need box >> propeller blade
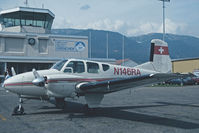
[32,69,45,87]
[11,67,16,76]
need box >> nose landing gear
[12,97,25,115]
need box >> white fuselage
[4,59,157,98]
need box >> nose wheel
[12,97,25,115]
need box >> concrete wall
[0,32,88,59]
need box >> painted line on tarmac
[0,114,6,121]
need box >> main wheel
[12,105,24,115]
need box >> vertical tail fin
[150,39,172,73]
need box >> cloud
[127,18,186,36]
[82,19,128,33]
[159,18,186,34]
[52,17,74,29]
[80,4,90,10]
[53,18,186,36]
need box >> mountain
[52,29,199,64]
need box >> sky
[0,0,199,37]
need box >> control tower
[0,7,55,33]
[0,7,88,82]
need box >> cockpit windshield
[51,60,68,71]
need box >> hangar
[172,57,199,74]
[0,6,88,82]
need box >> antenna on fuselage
[42,3,44,8]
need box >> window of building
[39,39,48,53]
[0,37,2,51]
[0,62,5,75]
[102,64,110,71]
[2,13,53,30]
[66,61,85,73]
[7,62,53,74]
[87,62,99,73]
[5,38,24,52]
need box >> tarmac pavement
[0,86,199,133]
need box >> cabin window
[87,62,99,73]
[102,64,110,71]
[51,60,68,71]
[66,61,85,73]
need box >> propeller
[32,69,46,87]
[11,67,16,76]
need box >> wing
[76,73,185,94]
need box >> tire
[13,105,24,115]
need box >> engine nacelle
[45,74,78,98]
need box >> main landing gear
[12,97,25,115]
[55,98,66,109]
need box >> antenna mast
[158,0,170,41]
[24,0,28,7]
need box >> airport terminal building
[172,57,199,74]
[0,7,88,82]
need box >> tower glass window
[0,7,54,30]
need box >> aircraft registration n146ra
[3,39,183,115]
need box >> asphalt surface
[0,86,199,133]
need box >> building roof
[172,57,199,62]
[0,31,88,39]
[0,6,55,18]
[0,56,61,63]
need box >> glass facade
[0,62,5,83]
[0,62,5,75]
[1,11,53,30]
[7,62,53,74]
[0,62,53,83]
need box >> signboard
[54,39,86,52]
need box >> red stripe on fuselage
[4,78,113,87]
[46,78,113,83]
[4,82,33,87]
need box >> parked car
[192,77,199,85]
[183,77,197,85]
[165,78,183,86]
[166,77,197,86]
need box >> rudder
[150,39,172,73]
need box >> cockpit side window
[87,62,99,73]
[51,60,68,71]
[102,64,110,71]
[66,61,85,73]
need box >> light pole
[159,0,170,41]
[106,32,109,59]
[122,35,125,64]
[89,31,92,58]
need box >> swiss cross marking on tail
[154,46,169,55]
[158,47,164,54]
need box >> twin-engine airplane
[3,39,182,115]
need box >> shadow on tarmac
[157,101,199,108]
[27,101,199,129]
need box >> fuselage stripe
[4,78,113,87]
